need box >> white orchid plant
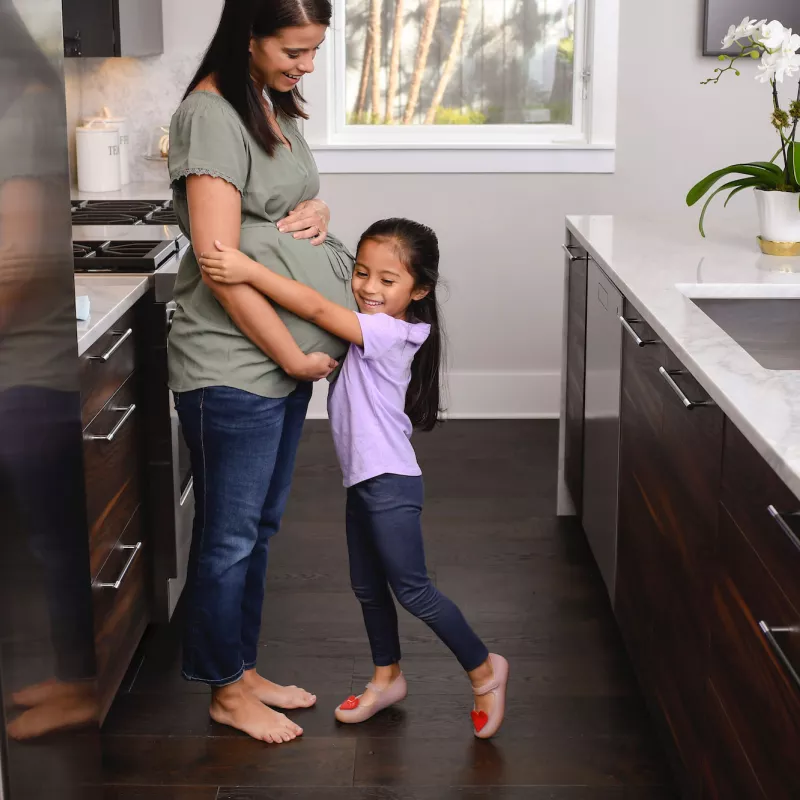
[687,18,800,235]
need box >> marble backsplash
[66,52,202,185]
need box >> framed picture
[704,0,800,56]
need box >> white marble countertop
[75,275,150,356]
[71,180,171,201]
[566,214,800,502]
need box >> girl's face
[250,24,326,93]
[352,239,430,320]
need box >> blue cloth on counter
[75,296,90,321]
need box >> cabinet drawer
[722,422,800,615]
[80,309,136,427]
[83,374,141,573]
[710,505,800,799]
[93,505,148,720]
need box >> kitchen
[1,0,800,797]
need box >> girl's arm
[199,240,364,346]
[186,175,337,380]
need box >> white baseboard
[307,370,560,420]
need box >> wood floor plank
[218,787,676,799]
[352,737,671,788]
[101,788,219,800]
[102,735,356,787]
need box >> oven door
[166,300,194,618]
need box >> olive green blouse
[167,90,355,398]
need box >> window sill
[310,144,616,174]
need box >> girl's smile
[352,239,429,319]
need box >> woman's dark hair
[185,0,331,156]
[358,218,445,432]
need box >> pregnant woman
[167,0,355,743]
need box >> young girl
[199,218,509,738]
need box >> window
[303,0,619,172]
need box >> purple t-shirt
[327,313,431,488]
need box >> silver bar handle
[658,367,713,410]
[179,476,194,507]
[758,621,800,692]
[89,328,133,362]
[95,542,142,590]
[767,505,800,554]
[619,316,656,347]
[561,244,586,262]
[84,404,136,442]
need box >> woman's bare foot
[8,682,97,740]
[469,658,495,717]
[210,682,303,743]
[12,678,74,708]
[241,669,316,709]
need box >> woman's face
[250,24,327,93]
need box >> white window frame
[302,0,619,173]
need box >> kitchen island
[558,215,800,800]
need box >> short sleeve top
[327,313,431,487]
[167,91,356,399]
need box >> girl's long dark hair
[184,0,331,156]
[358,219,445,432]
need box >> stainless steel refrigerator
[0,1,101,796]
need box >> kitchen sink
[691,298,800,370]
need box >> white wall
[68,0,778,417]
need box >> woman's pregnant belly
[239,223,356,360]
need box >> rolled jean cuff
[182,662,245,688]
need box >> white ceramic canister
[85,113,130,184]
[76,124,121,193]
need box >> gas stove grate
[73,239,180,272]
[71,211,142,226]
[145,209,179,225]
[73,242,95,258]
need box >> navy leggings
[346,473,489,672]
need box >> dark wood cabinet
[80,295,151,721]
[565,227,800,799]
[706,426,800,799]
[615,308,666,689]
[563,238,588,516]
[62,0,163,58]
[615,301,723,798]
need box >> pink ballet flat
[334,673,408,724]
[471,653,509,739]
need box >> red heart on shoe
[471,709,488,732]
[339,695,360,710]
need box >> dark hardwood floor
[99,420,677,799]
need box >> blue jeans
[347,474,489,672]
[175,383,312,686]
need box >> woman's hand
[199,240,259,285]
[277,198,330,246]
[286,351,338,381]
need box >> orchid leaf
[687,164,781,207]
[788,142,800,190]
[743,161,785,176]
[698,178,761,237]
[723,178,763,208]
